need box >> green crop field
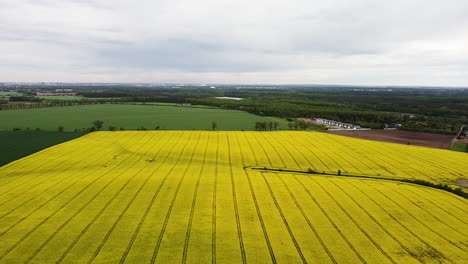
[0,104,286,131]
[0,92,24,97]
[450,142,468,153]
[0,131,87,166]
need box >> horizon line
[1,82,467,89]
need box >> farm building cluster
[299,118,362,130]
[315,118,362,129]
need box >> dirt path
[324,130,454,149]
[455,179,468,189]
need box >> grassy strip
[247,166,468,199]
[449,142,468,153]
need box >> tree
[273,122,279,130]
[92,120,104,130]
[212,121,217,131]
[108,125,117,131]
[293,122,299,130]
[255,121,268,131]
[57,126,64,132]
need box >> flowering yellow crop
[0,131,466,263]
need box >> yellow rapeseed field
[0,131,466,263]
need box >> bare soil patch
[324,129,453,149]
[455,178,468,189]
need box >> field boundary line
[246,167,468,199]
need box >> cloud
[0,0,467,86]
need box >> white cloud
[0,0,467,86]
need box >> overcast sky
[1,0,467,86]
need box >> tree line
[3,86,467,134]
[254,121,279,131]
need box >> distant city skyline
[1,0,468,86]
